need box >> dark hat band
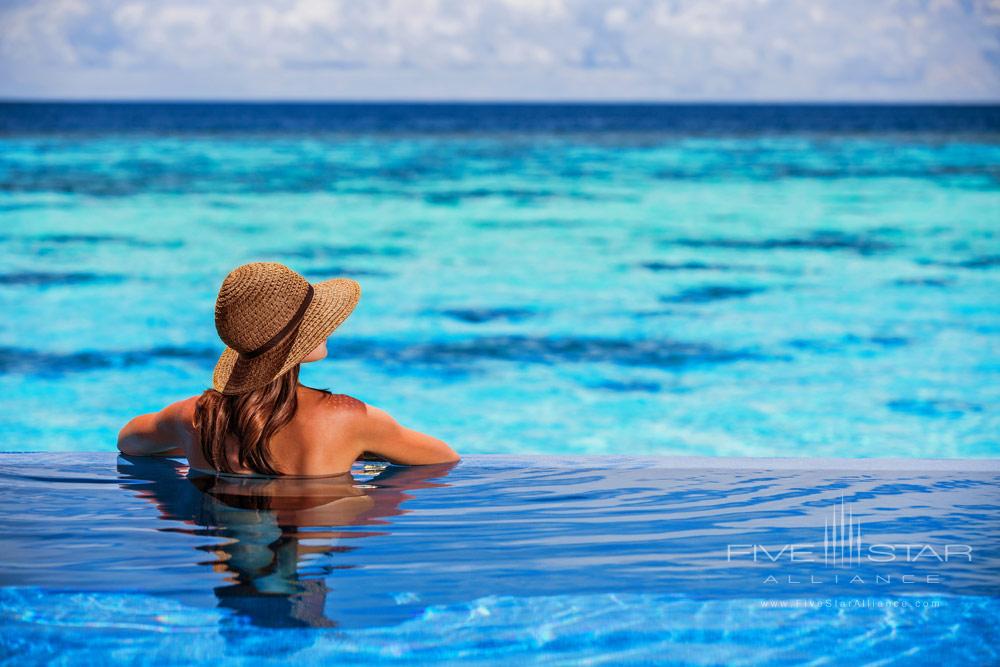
[242,284,315,359]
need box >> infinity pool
[1,453,997,664]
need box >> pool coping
[461,454,1000,472]
[2,452,999,472]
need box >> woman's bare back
[120,385,459,474]
[183,388,371,476]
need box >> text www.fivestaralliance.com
[759,598,945,609]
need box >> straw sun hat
[211,262,361,395]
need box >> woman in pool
[117,262,459,475]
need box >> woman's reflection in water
[117,456,456,630]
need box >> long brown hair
[193,364,331,475]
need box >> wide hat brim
[212,277,360,395]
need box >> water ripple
[0,336,763,377]
[662,231,898,255]
[0,272,125,286]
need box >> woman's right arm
[346,404,460,466]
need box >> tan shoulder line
[319,393,367,414]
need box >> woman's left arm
[117,396,199,457]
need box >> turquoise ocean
[1,103,998,457]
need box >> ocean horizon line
[4,100,998,134]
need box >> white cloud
[0,0,997,100]
[604,6,629,29]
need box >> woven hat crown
[214,262,312,354]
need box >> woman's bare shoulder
[164,395,201,432]
[316,392,368,414]
[314,395,399,428]
[314,396,460,465]
[308,394,406,449]
[306,392,371,432]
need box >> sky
[0,0,998,101]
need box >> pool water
[1,104,998,459]
[1,453,997,664]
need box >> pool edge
[2,451,998,472]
